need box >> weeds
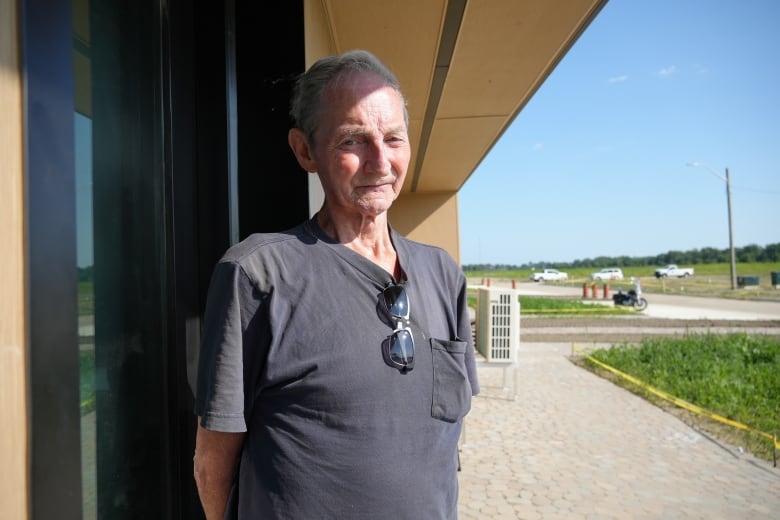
[581,333,780,462]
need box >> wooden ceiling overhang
[318,0,608,193]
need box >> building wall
[391,192,462,265]
[302,0,463,264]
[0,0,29,517]
[1,2,466,517]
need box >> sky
[458,0,780,266]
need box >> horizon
[460,240,779,269]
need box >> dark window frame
[22,0,82,517]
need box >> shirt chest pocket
[429,338,471,422]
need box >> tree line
[463,242,780,272]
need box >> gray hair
[289,49,409,143]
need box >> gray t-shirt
[195,217,479,519]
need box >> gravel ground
[520,316,780,343]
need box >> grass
[80,350,96,414]
[78,280,94,315]
[467,262,780,301]
[519,296,636,316]
[576,334,780,463]
[467,293,635,315]
[466,262,780,282]
[517,295,631,315]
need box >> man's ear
[288,128,317,173]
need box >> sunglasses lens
[389,329,414,368]
[382,284,414,371]
[383,285,409,318]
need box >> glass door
[74,1,171,517]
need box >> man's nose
[365,141,391,173]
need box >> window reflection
[76,90,97,520]
[74,1,169,517]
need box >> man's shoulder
[394,233,465,286]
[220,223,312,264]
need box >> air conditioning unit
[476,287,520,363]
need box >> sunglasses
[382,283,415,372]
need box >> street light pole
[686,162,738,290]
[723,168,737,290]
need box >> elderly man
[194,49,479,519]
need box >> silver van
[590,268,624,281]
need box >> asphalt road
[469,279,780,321]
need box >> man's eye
[339,137,361,147]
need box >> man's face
[311,72,411,218]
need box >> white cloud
[608,75,628,83]
[658,65,677,77]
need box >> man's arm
[193,419,246,519]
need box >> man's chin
[355,197,394,216]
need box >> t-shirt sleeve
[194,260,249,432]
[457,272,480,396]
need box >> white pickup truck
[654,264,694,278]
[529,268,569,282]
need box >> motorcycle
[612,279,648,311]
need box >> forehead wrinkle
[320,83,407,146]
[336,112,406,139]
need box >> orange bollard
[486,278,491,287]
[511,279,517,289]
[591,283,597,299]
[582,283,589,298]
[603,284,610,299]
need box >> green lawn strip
[517,295,633,315]
[465,262,780,284]
[583,333,780,462]
[467,293,634,316]
[80,350,95,415]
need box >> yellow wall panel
[0,0,29,517]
